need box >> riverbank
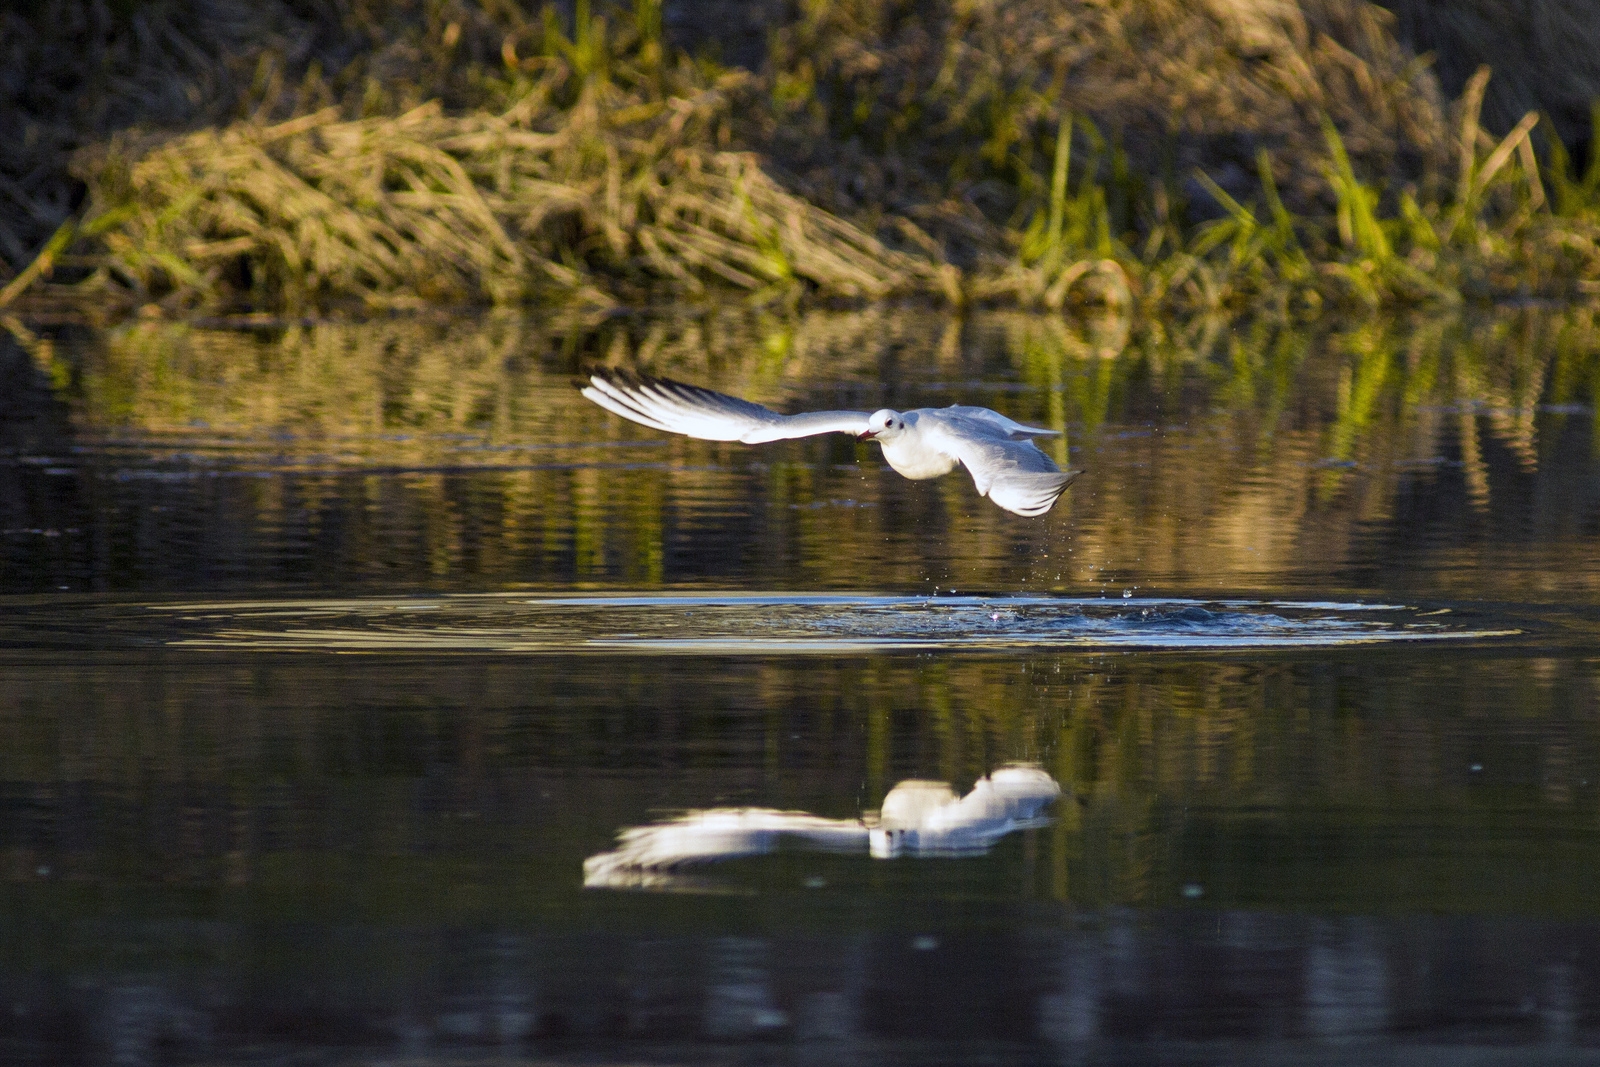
[3,0,1600,320]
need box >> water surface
[1,307,1599,1064]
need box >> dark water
[2,307,1600,1064]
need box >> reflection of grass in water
[79,312,548,447]
[55,303,1600,600]
[73,307,962,443]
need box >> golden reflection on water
[5,307,1600,1059]
[45,303,1600,598]
[9,303,1600,1062]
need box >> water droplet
[802,875,826,889]
[1470,763,1483,772]
[1123,588,1133,599]
[1181,883,1204,899]
[911,935,939,951]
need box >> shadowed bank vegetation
[3,0,1600,316]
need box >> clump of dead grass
[7,0,1600,318]
[761,0,1451,252]
[760,0,1600,311]
[64,24,943,311]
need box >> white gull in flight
[580,369,1083,517]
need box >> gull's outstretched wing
[941,405,1061,439]
[583,809,867,888]
[923,413,1083,517]
[581,369,870,443]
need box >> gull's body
[580,369,1083,517]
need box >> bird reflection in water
[584,765,1061,889]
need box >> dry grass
[763,0,1450,236]
[0,0,617,274]
[4,0,1600,316]
[63,13,943,311]
[759,0,1600,310]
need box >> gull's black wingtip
[575,364,630,389]
[576,365,686,393]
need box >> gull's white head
[859,408,907,442]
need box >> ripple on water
[0,593,1517,654]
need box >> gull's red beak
[857,430,877,441]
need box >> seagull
[583,766,1062,889]
[579,369,1083,517]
